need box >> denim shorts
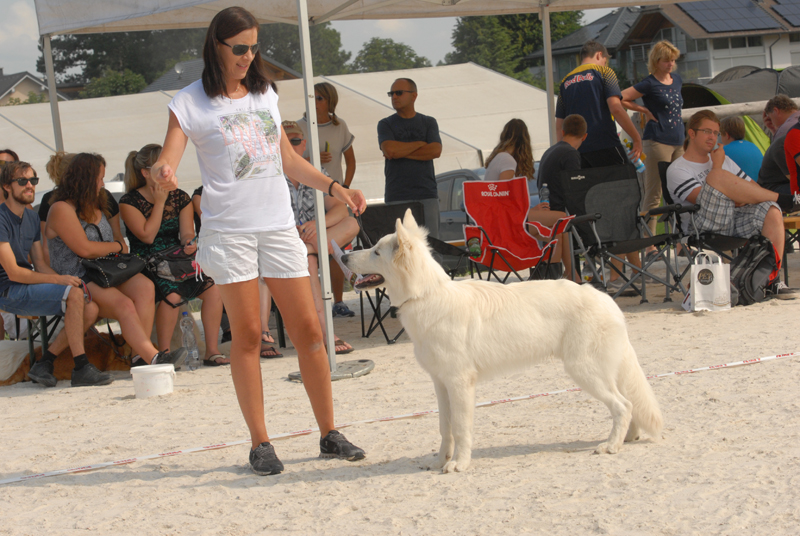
[196,227,309,285]
[0,283,71,316]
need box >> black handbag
[80,223,145,288]
[145,244,200,283]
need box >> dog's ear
[395,215,413,255]
[402,208,419,231]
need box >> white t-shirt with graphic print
[666,153,750,233]
[168,80,295,233]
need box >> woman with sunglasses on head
[149,6,367,476]
[40,151,128,267]
[120,144,228,366]
[297,81,358,318]
[45,152,187,368]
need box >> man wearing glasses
[0,162,113,387]
[666,110,800,298]
[378,78,442,238]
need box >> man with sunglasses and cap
[0,162,113,387]
[378,78,442,238]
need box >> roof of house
[142,57,301,93]
[527,7,641,59]
[0,70,68,102]
[660,0,794,40]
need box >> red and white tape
[1,350,797,486]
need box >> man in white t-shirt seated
[666,110,799,297]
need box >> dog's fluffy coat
[343,210,663,473]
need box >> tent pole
[296,0,336,372]
[42,35,64,152]
[540,5,556,145]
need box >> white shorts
[196,228,309,285]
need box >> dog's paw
[594,442,620,455]
[441,458,470,473]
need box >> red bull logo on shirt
[563,72,594,89]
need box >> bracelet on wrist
[328,180,336,196]
[115,240,124,253]
[342,184,350,189]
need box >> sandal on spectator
[334,338,354,355]
[203,354,229,366]
[261,330,275,344]
[260,345,283,359]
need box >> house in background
[530,0,800,86]
[0,69,68,106]
[142,56,300,93]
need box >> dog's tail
[619,344,663,440]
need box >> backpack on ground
[729,237,779,306]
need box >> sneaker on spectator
[331,302,355,317]
[152,348,187,370]
[606,278,638,297]
[71,363,114,387]
[249,442,284,475]
[28,359,57,388]
[319,430,365,461]
[770,281,800,300]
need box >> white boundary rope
[2,350,797,486]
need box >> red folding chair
[463,177,573,283]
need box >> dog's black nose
[341,253,350,266]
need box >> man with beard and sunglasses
[0,162,113,387]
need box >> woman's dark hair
[202,7,272,99]
[53,152,110,223]
[0,149,19,162]
[484,119,534,180]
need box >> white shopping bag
[682,251,731,312]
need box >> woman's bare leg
[89,284,159,363]
[199,284,225,360]
[154,296,181,352]
[117,273,156,338]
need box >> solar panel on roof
[773,0,800,28]
[678,0,782,33]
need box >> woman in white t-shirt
[297,82,357,318]
[150,7,366,476]
[484,119,575,279]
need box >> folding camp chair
[462,177,574,283]
[560,164,683,302]
[355,201,425,344]
[657,161,749,292]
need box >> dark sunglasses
[289,138,304,146]
[315,95,325,102]
[387,90,414,97]
[220,41,259,56]
[14,176,38,186]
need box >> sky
[0,0,612,77]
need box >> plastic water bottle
[180,312,200,371]
[539,183,550,204]
[467,237,481,258]
[628,152,647,174]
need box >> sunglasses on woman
[289,138,304,146]
[14,176,38,186]
[220,41,259,56]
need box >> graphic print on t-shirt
[218,109,282,181]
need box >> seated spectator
[283,120,357,355]
[40,151,128,267]
[667,110,799,298]
[758,134,790,195]
[765,94,800,140]
[719,116,763,181]
[120,144,228,366]
[45,152,187,367]
[0,162,111,387]
[0,149,19,165]
[485,118,574,279]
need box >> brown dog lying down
[0,330,132,387]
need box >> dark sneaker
[320,430,365,461]
[130,355,147,368]
[332,302,355,317]
[249,442,284,475]
[71,363,114,387]
[771,281,800,300]
[153,348,187,370]
[28,359,57,388]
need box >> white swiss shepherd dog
[342,210,663,473]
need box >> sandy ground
[2,255,800,535]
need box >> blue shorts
[0,283,72,316]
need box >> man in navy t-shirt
[555,40,642,169]
[378,78,442,238]
[0,162,112,387]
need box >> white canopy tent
[31,0,701,367]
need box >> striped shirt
[666,154,750,233]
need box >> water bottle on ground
[539,183,550,204]
[180,311,200,371]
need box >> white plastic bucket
[130,364,175,399]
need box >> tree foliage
[5,91,48,106]
[258,22,351,75]
[352,38,431,73]
[444,12,583,84]
[80,69,147,98]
